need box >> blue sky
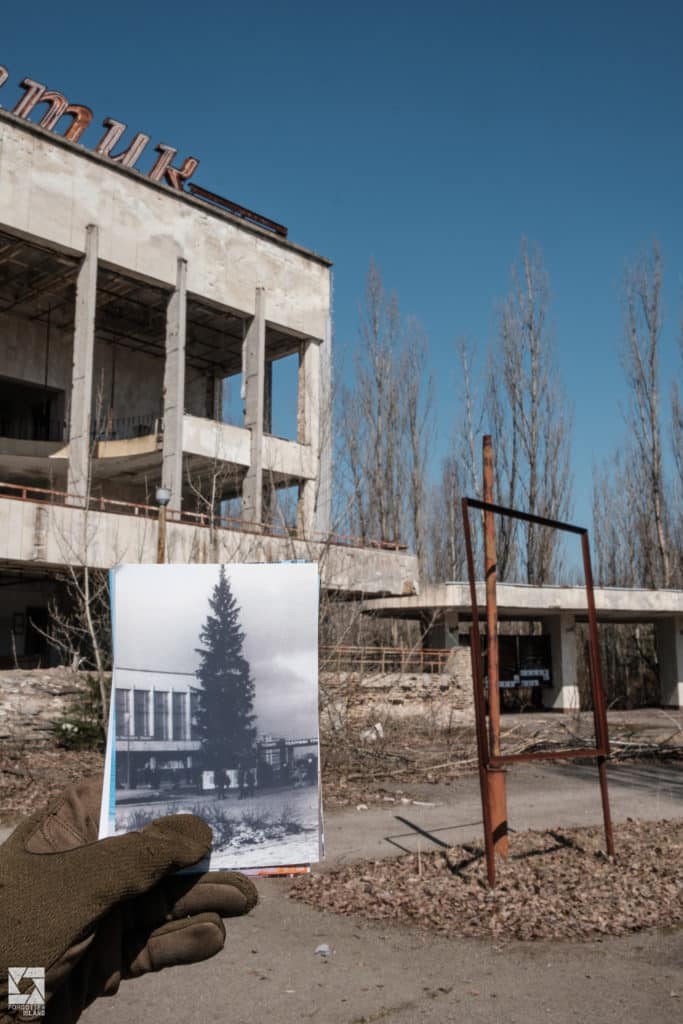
[3,2,683,530]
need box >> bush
[50,673,109,751]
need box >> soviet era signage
[0,64,198,192]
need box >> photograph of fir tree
[105,562,321,871]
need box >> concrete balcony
[182,414,315,481]
[0,488,419,597]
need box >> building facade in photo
[0,68,418,665]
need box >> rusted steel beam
[461,489,617,884]
[581,531,615,855]
[483,438,501,754]
[462,498,496,886]
[482,436,509,858]
[466,497,586,535]
[188,184,288,238]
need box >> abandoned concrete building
[0,97,418,666]
[362,583,683,710]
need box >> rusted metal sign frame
[461,496,615,887]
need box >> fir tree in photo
[194,567,257,776]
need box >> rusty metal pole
[462,499,496,886]
[581,532,615,857]
[483,436,509,857]
[157,504,167,564]
[156,486,171,564]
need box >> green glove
[0,776,258,1023]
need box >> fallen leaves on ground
[290,819,683,941]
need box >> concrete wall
[0,312,165,430]
[0,114,331,340]
[0,496,419,596]
[182,415,315,481]
[92,339,164,425]
[0,668,93,745]
[655,615,683,709]
[0,310,71,395]
[321,649,474,731]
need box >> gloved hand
[0,776,258,1023]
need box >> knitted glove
[0,776,257,1023]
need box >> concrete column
[162,258,187,513]
[297,338,321,535]
[655,615,683,708]
[67,224,98,504]
[316,310,332,535]
[541,614,580,711]
[443,610,460,647]
[262,359,274,521]
[242,287,265,524]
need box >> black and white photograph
[101,562,321,871]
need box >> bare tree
[338,261,433,570]
[402,317,433,571]
[592,452,640,587]
[427,338,482,582]
[45,378,114,729]
[488,239,572,584]
[427,458,464,582]
[671,315,683,575]
[619,241,672,588]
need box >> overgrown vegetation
[50,672,110,751]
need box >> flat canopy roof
[362,582,683,623]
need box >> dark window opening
[154,691,169,740]
[134,690,150,737]
[172,692,187,740]
[0,376,65,442]
[116,690,130,738]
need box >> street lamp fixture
[155,487,172,563]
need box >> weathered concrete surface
[0,112,331,340]
[0,668,92,745]
[66,224,98,504]
[655,615,683,708]
[321,651,474,730]
[322,759,683,863]
[79,894,681,1024]
[365,584,683,708]
[364,581,683,619]
[161,259,187,513]
[242,286,266,523]
[0,497,419,597]
[75,759,683,1024]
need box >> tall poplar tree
[194,567,257,771]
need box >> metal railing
[0,480,409,553]
[319,645,453,674]
[0,419,66,442]
[91,414,161,441]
